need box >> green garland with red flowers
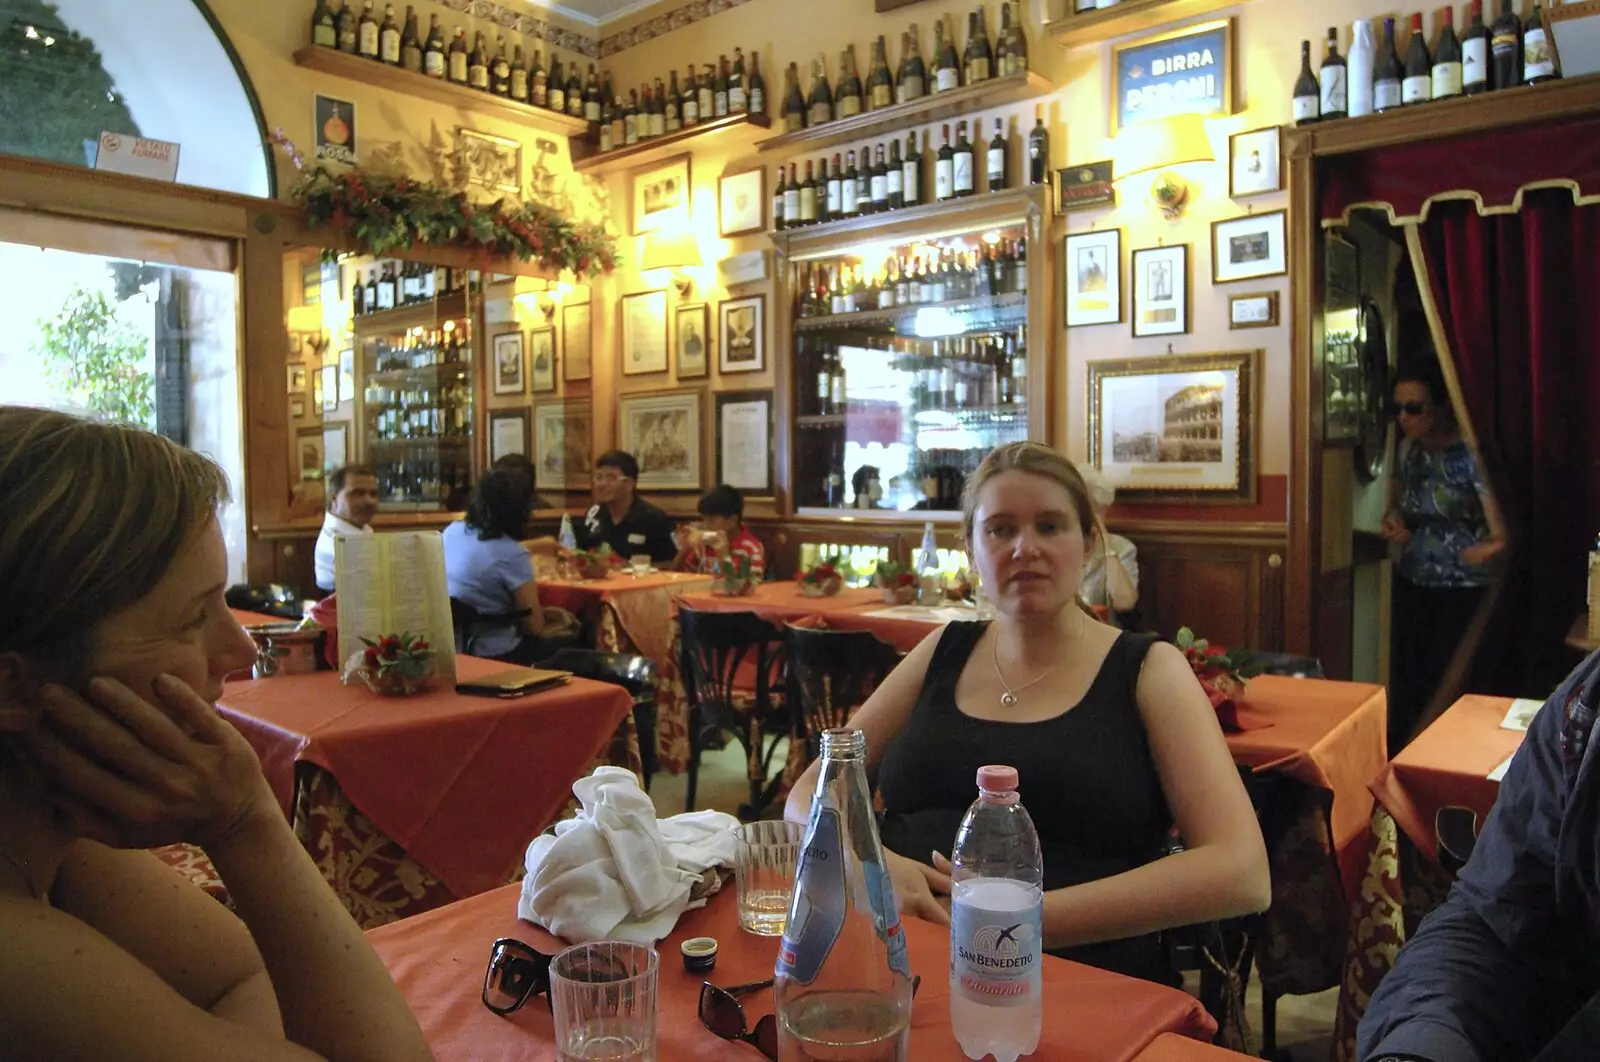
[270,130,617,278]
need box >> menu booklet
[334,531,458,685]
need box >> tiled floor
[650,741,1339,1060]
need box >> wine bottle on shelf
[936,124,955,201]
[808,54,834,125]
[1005,0,1028,75]
[871,145,890,211]
[1524,5,1556,84]
[713,55,731,117]
[546,53,565,111]
[836,46,863,118]
[683,65,701,125]
[363,268,379,312]
[422,15,445,76]
[829,266,845,317]
[1433,10,1463,100]
[468,31,489,91]
[784,163,801,226]
[378,4,401,65]
[868,36,894,110]
[608,91,625,148]
[1490,0,1520,90]
[1321,27,1348,118]
[699,62,716,120]
[1402,13,1432,105]
[887,139,905,208]
[1463,1,1490,94]
[1027,105,1049,184]
[358,1,380,59]
[935,18,961,91]
[623,89,639,145]
[566,65,584,118]
[399,6,422,71]
[826,153,844,217]
[1293,40,1321,124]
[781,62,804,131]
[337,1,358,52]
[903,130,922,206]
[530,50,548,106]
[841,150,860,216]
[490,36,511,96]
[899,25,927,102]
[953,120,975,198]
[987,118,1007,191]
[1014,236,1027,293]
[799,160,819,225]
[967,7,993,83]
[652,80,668,135]
[1374,18,1403,112]
[585,66,603,123]
[730,47,749,113]
[1348,18,1375,116]
[854,146,871,211]
[772,166,787,231]
[312,0,337,48]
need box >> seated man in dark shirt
[574,450,678,565]
[1358,648,1600,1062]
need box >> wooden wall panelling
[1120,523,1287,653]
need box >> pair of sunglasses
[1389,401,1429,417]
[698,974,922,1059]
[482,938,555,1015]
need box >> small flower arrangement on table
[712,551,756,597]
[1176,627,1252,731]
[797,556,844,597]
[873,560,920,605]
[346,632,436,697]
[560,544,618,580]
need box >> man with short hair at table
[574,450,677,565]
[314,463,379,592]
[1358,649,1600,1062]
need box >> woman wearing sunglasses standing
[1381,362,1508,754]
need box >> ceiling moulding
[598,0,759,58]
[430,0,601,58]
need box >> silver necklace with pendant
[990,631,1063,708]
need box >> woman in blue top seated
[443,467,550,663]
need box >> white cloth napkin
[518,766,740,943]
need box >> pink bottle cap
[976,765,1018,792]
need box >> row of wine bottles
[772,112,1048,229]
[796,239,1028,319]
[596,51,766,152]
[352,260,472,317]
[799,327,1028,421]
[310,1,601,122]
[369,455,473,509]
[369,325,473,374]
[1293,1,1558,124]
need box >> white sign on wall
[93,131,180,183]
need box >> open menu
[334,531,457,685]
[1500,698,1545,732]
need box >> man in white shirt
[314,464,380,592]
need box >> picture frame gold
[631,154,691,236]
[618,388,704,492]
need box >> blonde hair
[961,441,1096,545]
[0,407,229,683]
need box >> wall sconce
[1114,114,1215,220]
[641,231,703,299]
[286,304,328,358]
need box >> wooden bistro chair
[783,625,902,765]
[676,606,787,817]
[537,647,661,787]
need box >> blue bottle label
[777,806,848,985]
[864,859,912,978]
[950,895,1043,1007]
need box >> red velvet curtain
[1417,192,1600,695]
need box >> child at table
[675,484,767,580]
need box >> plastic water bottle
[950,765,1044,1062]
[776,728,915,1062]
[558,512,577,552]
[917,521,942,604]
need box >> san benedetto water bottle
[950,765,1044,1062]
[776,728,915,1061]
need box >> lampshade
[286,304,323,333]
[1115,114,1215,180]
[640,231,703,272]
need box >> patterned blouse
[1395,439,1495,588]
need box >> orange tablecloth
[676,582,953,653]
[230,608,289,627]
[1133,1033,1251,1060]
[369,883,1217,1062]
[217,656,633,899]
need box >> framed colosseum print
[1086,349,1260,504]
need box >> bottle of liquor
[830,346,847,405]
[337,0,359,52]
[379,4,402,64]
[531,50,548,106]
[1524,5,1556,84]
[828,266,846,317]
[312,0,338,48]
[422,14,445,76]
[608,89,625,148]
[1433,11,1463,99]
[781,62,805,131]
[468,32,489,91]
[490,35,511,96]
[714,55,731,117]
[871,145,890,211]
[904,130,922,206]
[567,65,585,118]
[826,154,844,218]
[1014,237,1027,293]
[995,2,1013,77]
[1462,1,1490,94]
[363,266,379,312]
[799,160,819,225]
[835,46,863,119]
[966,7,993,84]
[547,53,565,111]
[636,84,654,140]
[936,124,955,201]
[598,93,615,151]
[953,120,975,197]
[842,150,861,216]
[898,25,927,102]
[699,63,716,120]
[507,42,528,100]
[772,166,787,231]
[730,47,749,113]
[357,1,381,59]
[377,262,397,310]
[1026,105,1049,184]
[815,158,832,224]
[1005,0,1029,75]
[1321,27,1348,118]
[808,54,834,126]
[1402,14,1432,105]
[987,118,1007,191]
[1491,0,1520,90]
[623,89,639,145]
[887,139,905,209]
[683,66,701,126]
[447,27,469,84]
[1374,18,1403,112]
[854,147,871,213]
[658,71,677,132]
[868,37,894,110]
[585,65,603,123]
[748,51,767,115]
[1293,40,1321,124]
[784,163,802,226]
[935,18,961,91]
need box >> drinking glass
[733,820,805,936]
[629,553,652,577]
[549,941,658,1062]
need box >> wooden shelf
[293,47,590,138]
[352,291,470,335]
[795,291,1028,332]
[1045,0,1237,46]
[755,71,1051,156]
[572,112,772,174]
[771,185,1049,259]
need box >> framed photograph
[319,365,338,412]
[312,366,324,410]
[1063,229,1122,327]
[323,421,348,474]
[719,294,765,373]
[618,389,703,492]
[287,361,307,394]
[1228,126,1282,198]
[716,390,775,497]
[529,327,556,393]
[1087,349,1261,503]
[492,330,526,395]
[621,289,669,375]
[301,264,323,305]
[718,166,765,237]
[534,401,594,492]
[290,397,307,419]
[337,346,354,403]
[1229,291,1280,329]
[1212,210,1288,284]
[489,410,529,464]
[562,301,592,382]
[631,154,691,236]
[675,302,709,379]
[296,427,324,482]
[1131,244,1190,338]
[1112,19,1234,134]
[456,127,522,195]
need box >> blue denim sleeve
[1357,650,1600,1062]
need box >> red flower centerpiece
[873,561,920,605]
[561,544,617,581]
[348,632,436,697]
[797,558,844,597]
[1176,627,1250,731]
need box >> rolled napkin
[519,766,740,943]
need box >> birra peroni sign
[1113,20,1232,133]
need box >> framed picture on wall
[323,421,348,475]
[534,401,593,492]
[675,302,709,379]
[1086,349,1261,503]
[1130,243,1190,338]
[1063,228,1122,327]
[715,389,775,497]
[337,347,354,403]
[489,410,529,464]
[618,389,703,492]
[631,154,691,235]
[1212,210,1287,283]
[287,362,307,394]
[1228,125,1282,198]
[296,427,324,483]
[319,365,338,412]
[1229,291,1280,329]
[1111,19,1234,134]
[529,327,556,393]
[562,301,592,381]
[718,294,765,373]
[290,397,307,419]
[492,330,526,395]
[718,167,765,237]
[621,289,669,375]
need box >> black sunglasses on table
[483,938,646,1016]
[698,974,921,1060]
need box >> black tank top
[876,620,1175,983]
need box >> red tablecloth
[230,608,290,627]
[368,883,1217,1062]
[217,656,633,898]
[1133,1032,1251,1060]
[676,582,954,653]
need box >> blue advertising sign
[1112,19,1233,133]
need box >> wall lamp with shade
[641,231,703,299]
[1114,114,1215,219]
